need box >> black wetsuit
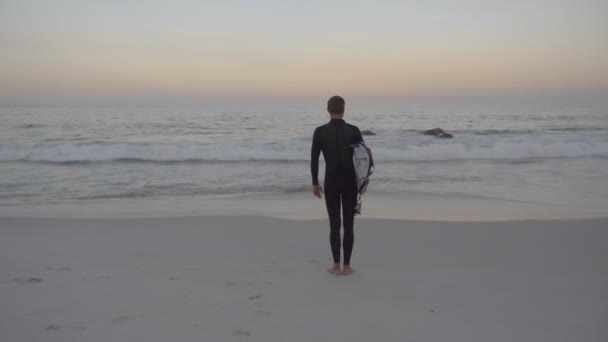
[311,119,363,265]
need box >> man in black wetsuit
[311,95,363,276]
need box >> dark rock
[423,128,453,138]
[361,130,376,136]
[423,128,443,136]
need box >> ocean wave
[74,183,310,200]
[371,141,608,161]
[16,123,45,129]
[547,127,608,132]
[400,127,608,135]
[399,128,535,135]
[0,142,304,163]
[1,140,607,163]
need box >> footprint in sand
[232,329,251,337]
[111,315,138,324]
[87,274,112,280]
[307,259,320,264]
[44,267,72,272]
[169,276,180,280]
[225,280,254,287]
[256,310,272,316]
[45,325,87,332]
[13,277,43,284]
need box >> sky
[1,0,607,104]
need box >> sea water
[1,100,607,216]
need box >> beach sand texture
[1,216,607,342]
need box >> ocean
[1,101,607,217]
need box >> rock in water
[361,130,376,136]
[423,128,443,136]
[423,128,453,138]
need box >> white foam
[1,140,607,163]
[0,142,303,162]
[372,140,608,161]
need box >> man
[311,95,363,276]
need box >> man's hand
[312,185,323,198]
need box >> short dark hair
[327,95,345,115]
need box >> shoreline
[1,192,606,222]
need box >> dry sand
[1,216,607,341]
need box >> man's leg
[324,180,342,273]
[341,173,358,274]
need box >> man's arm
[311,127,321,186]
[354,126,364,144]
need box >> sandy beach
[1,215,607,342]
[3,1,607,341]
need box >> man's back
[310,119,362,185]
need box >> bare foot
[327,264,341,275]
[342,265,355,275]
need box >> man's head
[327,95,345,116]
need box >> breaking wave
[1,139,607,163]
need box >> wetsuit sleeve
[311,128,321,186]
[354,126,364,143]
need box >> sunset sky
[1,0,607,103]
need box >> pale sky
[1,0,607,103]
